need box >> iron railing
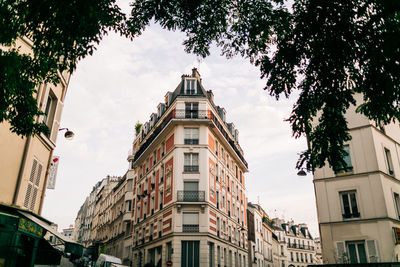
[175,109,208,119]
[287,243,315,250]
[184,165,199,172]
[183,224,199,232]
[177,190,205,202]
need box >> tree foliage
[0,0,127,135]
[2,0,399,171]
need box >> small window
[340,190,360,219]
[184,128,199,145]
[394,193,400,219]
[185,102,199,118]
[335,145,353,174]
[385,148,394,176]
[185,79,197,95]
[184,153,199,172]
[182,212,199,232]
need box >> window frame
[339,190,360,219]
[384,148,394,176]
[184,78,197,95]
[184,128,199,145]
[184,153,199,172]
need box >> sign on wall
[47,156,59,189]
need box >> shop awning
[17,211,83,257]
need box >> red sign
[166,261,173,266]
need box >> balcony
[177,191,205,202]
[287,243,315,250]
[184,139,199,145]
[184,165,199,172]
[183,224,199,232]
[124,191,134,201]
[175,109,208,119]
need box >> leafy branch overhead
[2,0,399,171]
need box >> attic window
[185,79,196,95]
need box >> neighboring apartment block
[273,219,317,267]
[129,69,249,267]
[313,94,400,263]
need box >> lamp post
[59,128,75,140]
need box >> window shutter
[24,159,42,211]
[336,241,346,263]
[366,240,379,262]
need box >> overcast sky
[41,10,318,236]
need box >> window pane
[192,128,199,139]
[348,243,358,263]
[342,194,351,215]
[357,243,367,263]
[192,154,199,165]
[395,193,400,219]
[184,154,191,165]
[184,129,191,139]
[183,212,199,224]
[184,181,198,191]
[350,193,359,215]
[343,145,352,168]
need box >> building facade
[0,36,74,266]
[272,219,316,267]
[313,94,400,263]
[129,69,249,267]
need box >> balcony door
[184,181,199,201]
[181,241,200,267]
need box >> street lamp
[59,128,75,140]
[297,168,307,177]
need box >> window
[183,212,199,232]
[43,90,57,137]
[385,148,394,176]
[166,242,172,261]
[184,153,199,172]
[185,78,197,95]
[340,190,360,219]
[185,102,199,118]
[394,193,400,219]
[184,128,199,145]
[347,241,367,263]
[335,145,353,173]
[182,181,200,201]
[181,241,200,267]
[209,242,215,267]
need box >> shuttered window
[24,159,42,211]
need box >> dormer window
[185,78,197,95]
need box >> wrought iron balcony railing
[184,165,199,172]
[177,190,205,202]
[175,109,208,119]
[183,224,199,232]
[287,243,315,250]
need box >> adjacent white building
[313,94,400,263]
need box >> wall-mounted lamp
[297,168,307,177]
[59,128,75,140]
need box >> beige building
[313,94,400,263]
[130,69,249,267]
[0,36,77,267]
[0,36,70,214]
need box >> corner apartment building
[313,94,400,263]
[129,69,249,267]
